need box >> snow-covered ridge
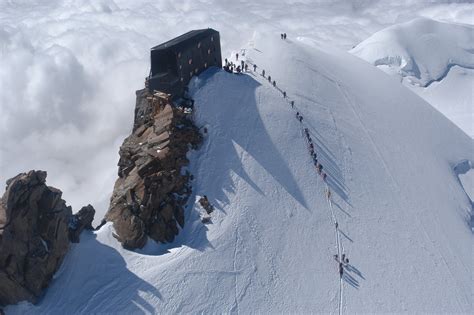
[7,32,473,314]
[350,17,474,87]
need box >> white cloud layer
[1,0,472,223]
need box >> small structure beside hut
[147,28,222,98]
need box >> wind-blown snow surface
[8,34,473,314]
[351,18,474,137]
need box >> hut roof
[151,28,219,52]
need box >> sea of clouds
[1,0,472,223]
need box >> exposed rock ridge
[0,171,72,305]
[106,89,202,249]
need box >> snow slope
[7,33,473,314]
[350,18,474,137]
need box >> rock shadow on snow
[190,68,310,211]
[136,205,215,256]
[21,231,162,314]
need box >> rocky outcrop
[106,89,202,249]
[0,171,72,305]
[68,204,95,243]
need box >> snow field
[7,31,473,314]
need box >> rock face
[68,204,95,243]
[0,171,72,305]
[106,89,202,249]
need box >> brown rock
[68,204,95,243]
[0,170,72,306]
[105,89,202,249]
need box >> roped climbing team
[223,33,350,278]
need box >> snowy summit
[6,30,473,314]
[1,1,473,314]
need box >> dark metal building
[148,28,222,97]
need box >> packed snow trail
[243,49,353,315]
[7,33,473,314]
[240,53,347,313]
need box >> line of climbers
[224,46,349,280]
[242,48,350,280]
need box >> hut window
[178,52,181,58]
[188,58,192,65]
[180,77,184,82]
[204,62,208,68]
[197,42,201,48]
[207,48,211,55]
[190,71,193,77]
[211,36,214,42]
[195,68,198,74]
[179,65,182,70]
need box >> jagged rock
[68,204,95,243]
[0,170,72,305]
[199,196,214,214]
[106,89,202,249]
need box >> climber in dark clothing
[273,80,276,87]
[268,75,271,82]
[236,52,239,60]
[339,262,344,278]
[299,115,303,123]
[241,60,245,69]
[253,64,257,71]
[281,33,284,39]
[296,112,300,120]
[322,173,327,181]
[283,91,286,98]
[244,64,248,72]
[262,69,265,77]
[291,100,294,108]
